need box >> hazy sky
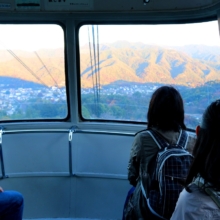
[0,20,219,52]
[0,24,64,51]
[79,20,220,47]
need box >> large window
[0,24,67,120]
[79,21,220,130]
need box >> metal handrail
[1,127,135,136]
[73,129,135,136]
[2,128,70,134]
[5,172,127,180]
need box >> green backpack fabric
[194,176,220,208]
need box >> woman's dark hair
[147,85,186,132]
[185,100,220,190]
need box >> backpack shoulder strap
[147,129,189,150]
[177,130,189,149]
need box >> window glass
[79,21,220,129]
[0,24,67,120]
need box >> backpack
[141,129,193,220]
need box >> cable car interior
[0,0,219,219]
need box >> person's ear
[196,125,200,136]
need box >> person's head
[147,85,186,132]
[185,100,220,189]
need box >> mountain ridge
[80,42,220,88]
[0,42,220,88]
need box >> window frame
[77,19,218,131]
[0,21,70,123]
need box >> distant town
[0,80,218,130]
[0,85,66,117]
[0,83,157,117]
[81,84,158,96]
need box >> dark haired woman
[123,85,196,219]
[171,100,220,219]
